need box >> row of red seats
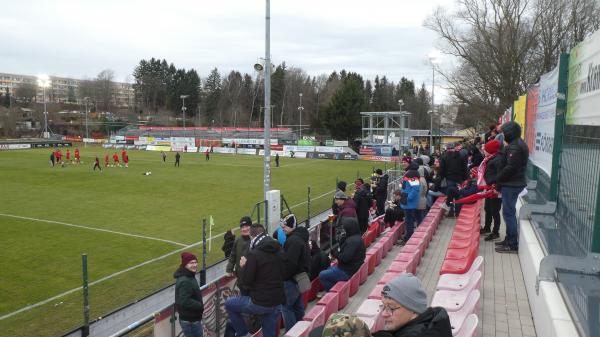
[282,214,399,337]
[431,200,484,337]
[354,197,448,333]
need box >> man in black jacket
[174,252,204,337]
[225,216,253,295]
[353,178,372,233]
[439,143,468,212]
[374,169,389,215]
[280,221,311,331]
[373,273,452,337]
[318,217,365,291]
[225,224,285,337]
[496,121,529,253]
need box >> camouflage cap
[317,313,372,337]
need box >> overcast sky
[1,0,456,103]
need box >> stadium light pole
[298,93,304,139]
[180,95,189,129]
[428,51,441,153]
[84,97,90,147]
[37,75,51,138]
[263,0,272,205]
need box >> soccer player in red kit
[66,149,71,163]
[123,154,129,168]
[75,148,81,164]
[105,154,110,167]
[56,150,63,164]
[113,152,120,167]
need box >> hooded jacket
[440,150,468,182]
[401,164,421,210]
[337,198,358,219]
[309,241,330,280]
[173,266,204,322]
[226,234,251,291]
[372,307,452,337]
[497,121,529,188]
[331,217,366,276]
[353,185,372,230]
[282,226,311,280]
[331,181,347,215]
[242,234,286,307]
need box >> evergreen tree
[202,68,222,126]
[323,72,366,140]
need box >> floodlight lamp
[428,50,442,64]
[180,95,189,99]
[37,74,51,87]
[254,63,264,72]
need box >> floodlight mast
[263,0,272,207]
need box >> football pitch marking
[0,213,188,247]
[287,183,356,211]
[0,228,235,321]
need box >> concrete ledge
[518,198,579,337]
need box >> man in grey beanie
[373,273,452,337]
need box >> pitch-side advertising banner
[531,65,560,176]
[513,95,527,138]
[567,29,600,125]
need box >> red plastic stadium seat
[377,271,402,285]
[448,290,480,336]
[437,256,484,292]
[349,272,360,296]
[373,242,387,258]
[362,232,372,247]
[359,262,369,284]
[367,246,382,266]
[431,272,481,312]
[316,292,339,321]
[283,320,312,337]
[302,304,326,329]
[366,252,376,275]
[388,260,415,274]
[330,281,350,310]
[447,236,476,249]
[355,298,382,318]
[368,283,386,300]
[450,230,476,241]
[394,251,419,265]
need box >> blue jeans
[501,186,522,249]
[319,266,350,291]
[416,209,427,224]
[225,296,281,337]
[443,179,458,196]
[179,319,204,337]
[403,209,417,241]
[427,190,444,208]
[282,280,304,331]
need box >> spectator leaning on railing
[174,252,205,337]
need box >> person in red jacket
[113,152,120,167]
[74,148,81,164]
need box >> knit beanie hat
[239,216,252,227]
[484,139,501,155]
[381,273,428,314]
[180,252,197,266]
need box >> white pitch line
[0,213,188,247]
[0,229,234,321]
[288,183,356,210]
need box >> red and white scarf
[477,153,497,187]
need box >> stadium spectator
[175,152,181,167]
[222,229,235,259]
[399,162,421,245]
[331,181,347,215]
[319,217,365,291]
[93,156,101,171]
[309,313,372,337]
[335,191,357,222]
[373,273,452,337]
[484,124,496,143]
[309,240,330,281]
[275,153,280,167]
[440,142,468,206]
[441,177,479,216]
[426,166,444,209]
[75,148,81,164]
[479,140,504,240]
[225,224,285,337]
[174,252,204,337]
[50,151,55,167]
[374,168,389,215]
[280,218,310,331]
[274,214,296,247]
[161,151,167,162]
[415,158,429,224]
[384,190,405,226]
[225,216,253,295]
[353,178,372,233]
[495,121,529,253]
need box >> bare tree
[15,82,38,103]
[95,69,115,112]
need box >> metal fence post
[82,254,90,337]
[265,199,269,233]
[170,305,177,337]
[550,52,569,202]
[201,218,207,286]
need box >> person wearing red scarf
[478,140,505,241]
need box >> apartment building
[0,72,134,108]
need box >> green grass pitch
[0,146,388,336]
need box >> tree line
[132,58,433,140]
[425,0,600,129]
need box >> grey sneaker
[440,203,450,212]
